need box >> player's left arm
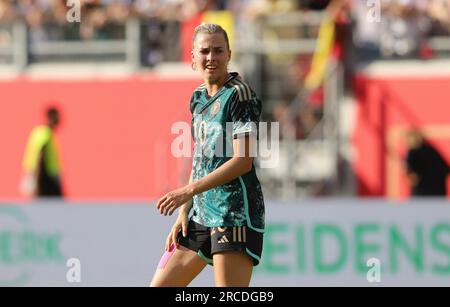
[157,136,255,216]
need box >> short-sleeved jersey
[190,72,265,233]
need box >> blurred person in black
[405,130,450,197]
[20,106,64,198]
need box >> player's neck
[205,73,230,97]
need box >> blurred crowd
[353,0,450,60]
[0,0,449,56]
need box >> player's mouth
[205,65,218,72]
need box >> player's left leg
[213,251,253,287]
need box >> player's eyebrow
[199,46,225,51]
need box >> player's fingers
[162,201,168,215]
[159,198,170,214]
[162,202,168,215]
[164,205,171,216]
[171,223,180,235]
[182,220,187,237]
[164,201,175,216]
[165,233,171,251]
[156,195,166,210]
[156,195,167,209]
[172,228,178,248]
[168,203,178,216]
[163,197,173,211]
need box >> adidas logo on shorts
[218,235,229,244]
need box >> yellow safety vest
[22,125,60,176]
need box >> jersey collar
[198,72,239,114]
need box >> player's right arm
[165,170,193,251]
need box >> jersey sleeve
[229,89,262,139]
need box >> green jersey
[190,72,265,233]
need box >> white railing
[0,19,140,72]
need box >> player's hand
[19,173,36,197]
[157,186,194,216]
[165,212,188,251]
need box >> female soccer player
[150,24,265,287]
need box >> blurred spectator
[0,0,16,23]
[105,0,130,24]
[133,0,166,67]
[298,103,320,139]
[272,101,301,140]
[380,0,429,58]
[427,0,450,36]
[26,6,48,43]
[80,6,109,40]
[351,0,382,62]
[20,106,64,198]
[405,130,450,197]
[245,0,298,19]
[299,0,331,11]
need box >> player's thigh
[213,250,253,287]
[150,246,207,287]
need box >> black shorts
[177,219,263,266]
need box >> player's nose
[206,51,216,62]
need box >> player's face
[192,33,231,84]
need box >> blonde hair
[192,23,230,50]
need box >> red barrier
[353,73,450,199]
[0,75,201,201]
